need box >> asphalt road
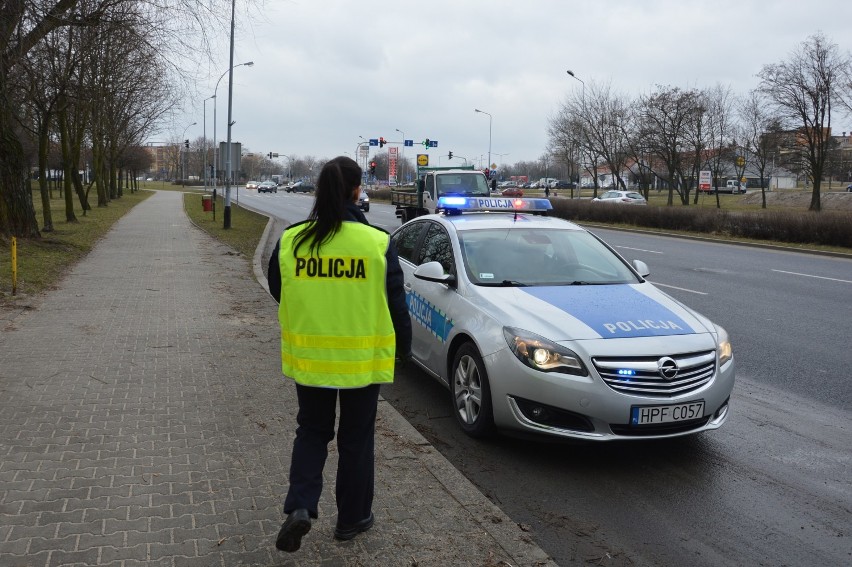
[242,190,852,567]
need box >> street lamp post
[180,122,196,187]
[203,96,214,192]
[223,0,240,229]
[566,70,586,198]
[395,128,405,185]
[281,154,293,184]
[212,60,253,206]
[474,109,492,174]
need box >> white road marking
[615,245,663,254]
[771,269,852,284]
[650,282,709,295]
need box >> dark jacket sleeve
[385,240,412,356]
[267,240,282,303]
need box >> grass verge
[1,189,154,300]
[182,192,269,261]
[0,186,269,305]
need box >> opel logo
[657,357,679,380]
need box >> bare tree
[738,90,785,208]
[548,90,604,196]
[0,0,226,238]
[637,86,701,205]
[682,89,710,206]
[700,84,736,208]
[758,32,852,211]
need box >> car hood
[468,283,714,341]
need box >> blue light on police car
[617,369,636,376]
[436,196,553,214]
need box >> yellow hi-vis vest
[278,221,396,388]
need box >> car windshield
[458,228,640,286]
[436,173,489,197]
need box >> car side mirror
[632,259,650,278]
[414,261,456,286]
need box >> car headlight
[716,325,732,366]
[502,327,588,376]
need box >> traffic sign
[404,140,414,147]
[429,140,438,148]
[699,170,711,191]
[417,154,429,166]
[369,139,379,146]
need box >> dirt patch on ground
[741,189,852,211]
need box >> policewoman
[267,156,412,553]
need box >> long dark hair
[293,156,362,257]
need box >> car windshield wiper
[476,280,529,287]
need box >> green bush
[550,200,852,248]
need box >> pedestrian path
[0,190,555,566]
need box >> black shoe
[334,512,374,541]
[276,509,311,552]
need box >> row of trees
[546,33,852,211]
[0,0,227,238]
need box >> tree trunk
[92,142,108,207]
[70,138,90,213]
[57,104,79,223]
[37,119,54,232]
[0,66,40,238]
[809,177,821,211]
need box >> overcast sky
[179,0,852,173]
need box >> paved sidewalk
[0,191,556,567]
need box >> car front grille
[592,350,716,398]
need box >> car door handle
[404,283,412,291]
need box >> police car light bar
[436,196,553,215]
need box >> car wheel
[363,205,369,212]
[450,342,495,438]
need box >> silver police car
[390,197,734,441]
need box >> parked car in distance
[554,180,576,189]
[592,190,648,205]
[358,189,370,212]
[501,187,524,197]
[245,180,259,190]
[285,181,315,193]
[257,181,278,193]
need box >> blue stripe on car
[520,286,693,338]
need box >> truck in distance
[699,179,747,194]
[390,166,491,222]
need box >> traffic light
[448,151,453,159]
[370,161,377,175]
[379,137,386,148]
[184,139,189,149]
[423,138,430,148]
[267,152,272,159]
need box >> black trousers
[283,383,380,525]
